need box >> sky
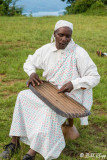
[17,0,67,13]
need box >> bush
[102,0,107,5]
[65,0,106,14]
[85,0,106,15]
[0,0,23,16]
[90,0,105,9]
[8,5,23,16]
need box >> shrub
[0,0,23,16]
[102,0,107,5]
[64,0,106,14]
[90,0,105,9]
[85,0,106,16]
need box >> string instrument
[28,81,91,119]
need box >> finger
[59,84,66,90]
[58,86,65,93]
[33,78,39,85]
[36,77,43,84]
[31,80,36,87]
[67,89,71,92]
[27,80,31,87]
[58,86,67,93]
[58,88,67,93]
[33,79,40,86]
[64,86,73,93]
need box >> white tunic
[23,41,100,91]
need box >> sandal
[0,142,20,159]
[23,154,35,160]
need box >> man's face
[54,27,72,49]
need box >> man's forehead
[56,27,72,34]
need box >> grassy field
[0,14,107,160]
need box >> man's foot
[96,51,106,57]
[23,154,35,160]
[0,142,20,159]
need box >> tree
[61,0,107,5]
[61,0,106,14]
[0,0,3,5]
[102,0,107,5]
[0,0,23,16]
[61,0,75,3]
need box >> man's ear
[54,31,56,37]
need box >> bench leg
[61,118,80,140]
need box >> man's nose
[62,36,67,42]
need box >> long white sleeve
[23,47,44,76]
[71,47,100,90]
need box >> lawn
[0,14,107,160]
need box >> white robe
[9,41,100,159]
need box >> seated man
[96,50,107,57]
[0,20,100,160]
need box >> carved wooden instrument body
[28,81,91,118]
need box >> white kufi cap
[54,20,73,31]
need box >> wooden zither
[28,81,91,118]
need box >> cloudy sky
[17,0,67,12]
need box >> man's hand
[27,73,43,87]
[58,81,73,93]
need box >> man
[96,50,107,57]
[0,20,100,160]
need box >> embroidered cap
[54,20,73,31]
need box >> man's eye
[66,35,71,38]
[58,34,63,37]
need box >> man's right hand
[27,73,43,87]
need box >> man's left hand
[58,81,73,93]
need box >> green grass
[0,15,107,160]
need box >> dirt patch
[0,74,6,82]
[0,41,30,50]
[93,124,103,133]
[97,111,107,116]
[1,79,26,86]
[0,42,3,45]
[93,99,102,105]
[0,41,27,45]
[63,147,79,158]
[94,110,107,116]
[2,90,17,99]
[0,78,26,99]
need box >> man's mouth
[59,43,67,46]
[60,43,68,48]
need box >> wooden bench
[61,118,79,140]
